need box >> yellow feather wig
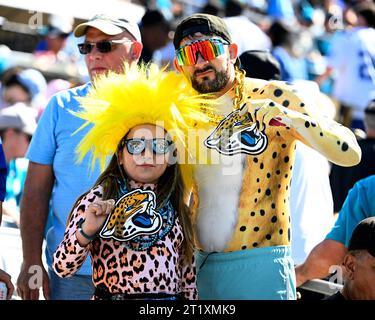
[72,63,214,189]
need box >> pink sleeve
[52,186,102,278]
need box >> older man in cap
[16,15,143,300]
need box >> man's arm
[249,81,362,167]
[315,66,334,86]
[295,239,347,287]
[296,178,373,286]
[0,268,14,299]
[16,162,54,300]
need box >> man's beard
[191,63,230,94]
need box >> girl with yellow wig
[52,64,212,300]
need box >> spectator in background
[1,67,29,107]
[223,0,271,55]
[313,12,343,95]
[315,12,342,58]
[0,140,15,300]
[297,0,316,28]
[0,104,37,228]
[16,14,143,301]
[200,2,221,16]
[325,217,375,300]
[34,14,74,63]
[40,78,74,116]
[268,21,310,82]
[154,0,175,21]
[238,49,281,80]
[0,67,47,116]
[0,45,11,77]
[45,79,72,101]
[330,100,375,214]
[295,175,375,288]
[59,34,90,83]
[316,2,375,131]
[267,0,296,21]
[342,0,369,28]
[139,9,171,64]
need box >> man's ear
[173,57,182,73]
[131,41,143,61]
[343,254,356,280]
[228,43,238,65]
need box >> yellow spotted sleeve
[249,80,361,167]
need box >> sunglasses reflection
[120,125,177,166]
[78,39,133,54]
[176,38,228,66]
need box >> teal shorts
[195,245,296,300]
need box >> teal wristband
[77,218,97,241]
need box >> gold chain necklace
[201,68,247,125]
[232,67,246,111]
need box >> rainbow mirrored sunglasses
[175,38,229,66]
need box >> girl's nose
[141,143,154,159]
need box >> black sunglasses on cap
[77,39,133,55]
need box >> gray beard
[191,64,230,94]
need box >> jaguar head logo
[204,105,268,156]
[100,189,162,242]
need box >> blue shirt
[272,46,309,82]
[27,83,101,275]
[325,175,375,247]
[0,139,6,201]
[267,0,295,20]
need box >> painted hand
[244,99,293,132]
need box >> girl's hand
[81,199,115,237]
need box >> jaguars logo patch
[99,189,162,242]
[204,106,268,156]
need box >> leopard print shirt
[52,185,197,300]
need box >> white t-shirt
[290,142,334,264]
[327,27,375,120]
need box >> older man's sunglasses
[175,38,229,66]
[77,39,132,55]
